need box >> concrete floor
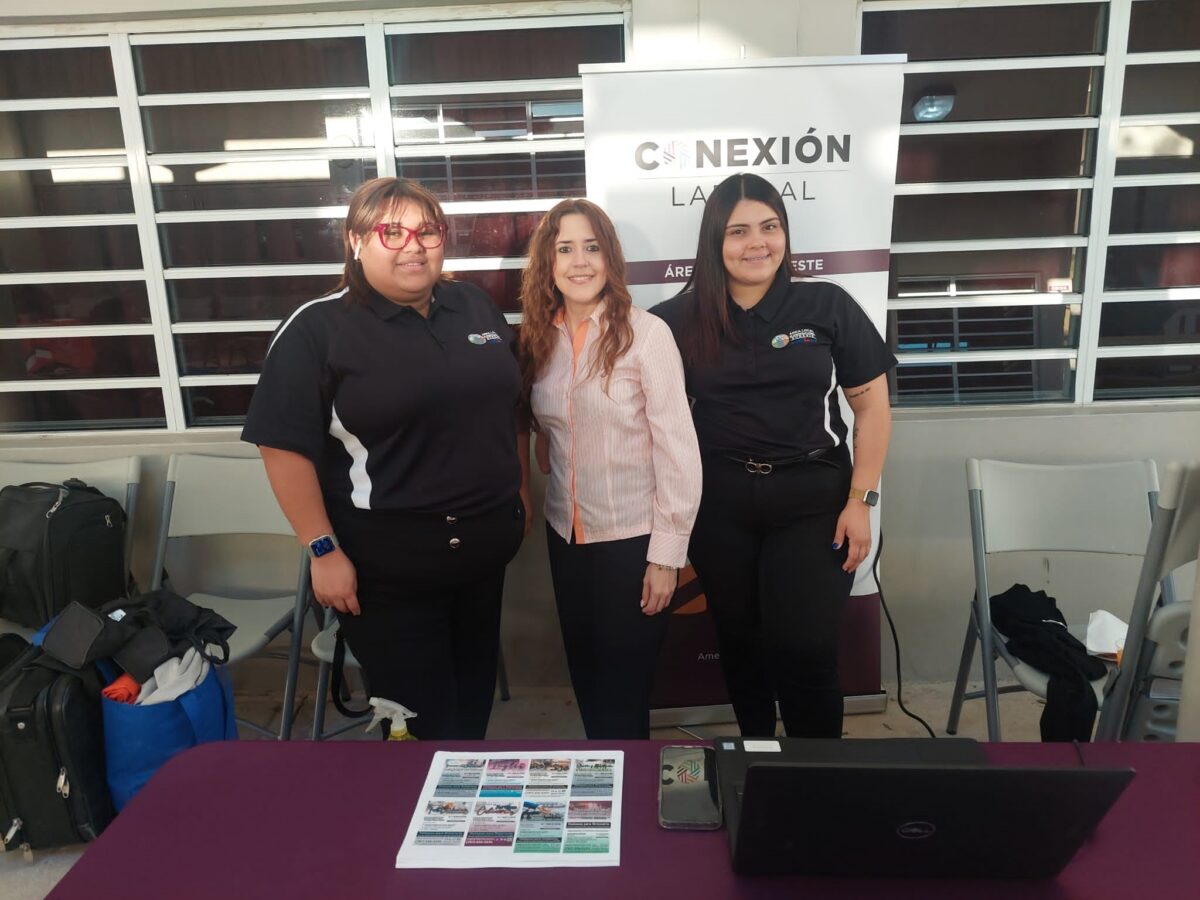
[222,632,1046,744]
[0,642,1044,899]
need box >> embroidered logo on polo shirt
[467,331,503,345]
[770,328,816,349]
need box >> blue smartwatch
[307,534,339,559]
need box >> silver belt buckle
[745,460,773,475]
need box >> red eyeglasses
[372,222,447,251]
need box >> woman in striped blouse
[518,199,702,739]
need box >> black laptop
[714,737,1133,879]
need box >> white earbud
[353,243,361,261]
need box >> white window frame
[0,10,624,437]
[865,0,1200,407]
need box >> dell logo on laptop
[897,821,936,840]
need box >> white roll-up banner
[580,57,904,709]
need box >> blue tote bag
[102,664,237,810]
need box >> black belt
[718,447,839,475]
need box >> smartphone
[659,745,722,830]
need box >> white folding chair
[0,456,142,639]
[1178,532,1200,743]
[1097,461,1200,741]
[947,458,1162,741]
[151,454,308,740]
[309,609,364,741]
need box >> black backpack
[0,480,127,629]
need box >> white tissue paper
[136,647,211,705]
[1086,610,1128,660]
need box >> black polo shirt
[651,270,896,459]
[241,279,521,515]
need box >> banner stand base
[650,692,889,730]
[845,692,889,716]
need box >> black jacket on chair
[989,584,1108,742]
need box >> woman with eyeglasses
[519,199,701,739]
[652,173,896,739]
[243,177,530,739]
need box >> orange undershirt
[567,315,590,543]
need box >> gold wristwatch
[848,487,880,507]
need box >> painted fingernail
[832,542,840,549]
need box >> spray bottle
[365,697,418,741]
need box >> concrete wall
[629,0,859,61]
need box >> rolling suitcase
[0,634,115,856]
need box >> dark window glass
[447,269,522,313]
[152,158,377,211]
[0,334,157,380]
[1117,123,1200,175]
[1122,64,1200,116]
[862,4,1104,61]
[890,358,1075,406]
[901,69,1099,124]
[445,211,542,259]
[387,25,622,83]
[894,273,1059,298]
[183,384,255,426]
[0,109,125,159]
[1100,300,1200,346]
[0,226,142,273]
[1105,244,1200,290]
[0,169,133,217]
[1094,355,1200,400]
[168,275,339,322]
[891,248,1084,298]
[142,100,373,154]
[175,332,271,376]
[892,190,1090,242]
[898,130,1093,183]
[889,305,1079,353]
[393,93,583,144]
[1110,184,1200,234]
[135,38,368,94]
[0,282,150,327]
[397,152,585,201]
[0,388,165,432]
[159,219,342,268]
[1129,1,1200,53]
[0,48,115,100]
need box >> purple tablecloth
[48,740,1200,900]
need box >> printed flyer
[396,751,624,868]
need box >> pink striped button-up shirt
[531,303,702,568]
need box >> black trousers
[689,448,854,738]
[546,525,669,739]
[331,497,524,740]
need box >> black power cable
[871,529,937,738]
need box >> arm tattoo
[846,385,872,399]
[853,424,860,447]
